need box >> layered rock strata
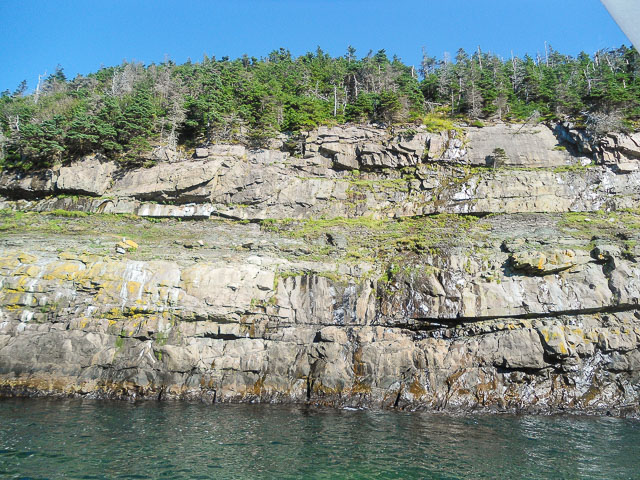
[0,121,639,416]
[1,123,640,220]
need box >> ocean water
[0,398,638,479]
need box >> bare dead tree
[110,62,143,97]
[584,68,593,94]
[494,90,508,120]
[0,131,6,160]
[544,41,549,67]
[510,51,520,92]
[585,110,624,139]
[34,71,47,105]
[468,77,483,118]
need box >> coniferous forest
[1,45,639,170]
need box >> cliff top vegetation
[1,45,639,171]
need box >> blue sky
[0,0,630,92]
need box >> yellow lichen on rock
[0,254,20,269]
[123,239,138,249]
[13,264,41,278]
[42,262,84,281]
[58,252,79,261]
[511,249,577,274]
[17,253,38,264]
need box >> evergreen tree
[1,44,640,171]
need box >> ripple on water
[0,398,638,479]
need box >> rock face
[3,121,638,221]
[464,123,575,167]
[0,121,639,416]
[56,155,117,196]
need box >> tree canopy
[1,45,639,170]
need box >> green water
[0,399,638,479]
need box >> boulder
[592,244,622,261]
[510,249,578,275]
[208,144,246,158]
[194,147,209,158]
[617,161,639,173]
[115,239,138,254]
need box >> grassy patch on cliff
[0,209,207,251]
[560,209,640,242]
[261,214,486,264]
[421,113,463,135]
[1,207,491,279]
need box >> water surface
[0,398,638,479]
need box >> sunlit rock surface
[0,121,639,416]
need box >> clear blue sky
[0,0,630,92]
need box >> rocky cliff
[1,121,639,416]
